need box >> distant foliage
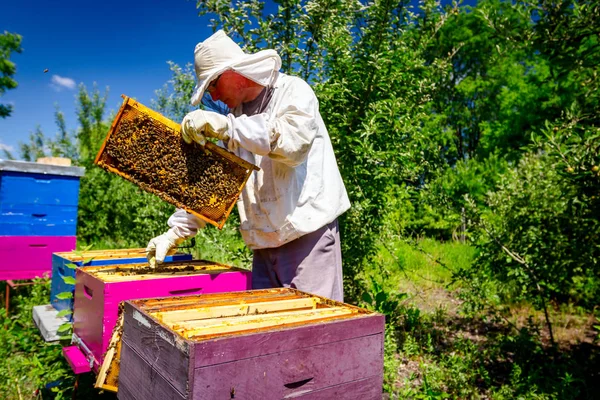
[0,31,22,118]
[13,83,178,249]
[193,0,454,300]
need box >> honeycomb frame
[94,95,258,229]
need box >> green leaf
[57,322,72,333]
[362,292,373,304]
[375,291,387,305]
[56,309,72,318]
[56,292,73,300]
[61,276,76,285]
[65,263,78,270]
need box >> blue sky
[0,0,211,158]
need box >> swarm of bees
[99,112,247,224]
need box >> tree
[0,31,22,118]
[189,0,457,300]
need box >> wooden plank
[288,374,383,399]
[93,95,128,165]
[114,380,137,400]
[93,268,237,282]
[95,308,124,392]
[192,332,384,399]
[82,260,234,275]
[62,346,92,375]
[192,314,385,368]
[53,248,147,261]
[176,308,355,338]
[32,304,68,342]
[138,288,306,311]
[122,302,191,397]
[154,297,320,324]
[119,341,186,400]
[72,268,106,371]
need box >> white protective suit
[169,72,350,249]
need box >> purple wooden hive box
[118,288,385,400]
[68,260,251,373]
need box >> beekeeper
[146,30,350,301]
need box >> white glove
[181,110,230,145]
[145,229,186,267]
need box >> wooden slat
[153,297,320,324]
[92,267,237,282]
[191,314,385,368]
[119,341,186,400]
[82,260,233,274]
[95,309,124,392]
[53,248,147,261]
[178,308,355,339]
[284,374,383,399]
[191,333,384,399]
[138,288,304,311]
[93,95,128,165]
[122,303,190,397]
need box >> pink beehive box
[0,236,76,280]
[68,259,251,373]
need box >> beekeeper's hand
[145,229,186,268]
[181,110,230,145]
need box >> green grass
[367,237,476,316]
[362,237,599,399]
[2,236,597,399]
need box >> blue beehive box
[0,159,84,236]
[1,159,85,281]
[50,248,193,318]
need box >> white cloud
[50,75,77,91]
[0,143,14,152]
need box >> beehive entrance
[94,96,258,228]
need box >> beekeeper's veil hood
[190,30,282,106]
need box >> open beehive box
[117,288,385,399]
[94,95,259,229]
[50,248,192,314]
[67,260,251,377]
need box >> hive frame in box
[94,95,259,229]
[50,248,193,317]
[117,288,385,399]
[65,259,252,378]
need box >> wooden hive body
[118,288,385,400]
[71,260,251,372]
[50,248,192,315]
[0,159,84,280]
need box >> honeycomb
[94,96,258,228]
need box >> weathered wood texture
[118,288,385,400]
[192,332,383,399]
[118,342,186,400]
[122,304,192,396]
